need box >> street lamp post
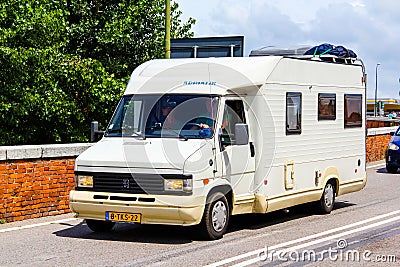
[374,63,381,117]
[165,0,171,59]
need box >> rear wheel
[85,219,115,232]
[316,182,336,214]
[386,164,398,174]
[199,192,230,240]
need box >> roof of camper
[125,56,283,95]
[124,55,362,95]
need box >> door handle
[249,142,255,157]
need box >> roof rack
[249,46,359,65]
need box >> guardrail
[367,126,398,136]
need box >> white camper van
[69,53,367,239]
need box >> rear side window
[286,92,302,134]
[318,93,336,120]
[344,94,362,127]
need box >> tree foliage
[0,0,195,145]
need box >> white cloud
[210,1,305,50]
[351,1,366,8]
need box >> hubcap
[212,201,227,232]
[324,184,334,208]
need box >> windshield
[105,94,219,139]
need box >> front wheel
[315,182,336,214]
[199,192,230,240]
[85,219,115,232]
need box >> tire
[199,192,230,240]
[316,182,336,214]
[386,165,398,174]
[85,219,115,232]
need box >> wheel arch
[206,185,233,214]
[322,167,340,196]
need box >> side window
[318,93,336,120]
[286,92,302,134]
[344,94,362,127]
[221,100,246,146]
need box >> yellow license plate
[105,212,141,223]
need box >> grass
[0,219,6,224]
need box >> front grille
[93,173,164,194]
[75,172,192,195]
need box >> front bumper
[69,190,205,226]
[386,150,400,167]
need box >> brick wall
[0,158,75,222]
[366,134,392,162]
[366,126,397,163]
[0,144,91,223]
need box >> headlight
[388,143,399,151]
[164,179,192,193]
[76,175,94,188]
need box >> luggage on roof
[304,43,357,58]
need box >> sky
[177,0,400,100]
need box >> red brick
[22,200,33,206]
[17,163,27,171]
[31,213,40,219]
[8,164,17,170]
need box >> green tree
[0,0,195,145]
[66,0,195,79]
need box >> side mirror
[390,131,395,136]
[235,123,249,145]
[91,121,105,142]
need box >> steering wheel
[182,122,202,130]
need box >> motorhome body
[70,55,367,239]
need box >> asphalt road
[0,161,399,266]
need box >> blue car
[386,127,400,173]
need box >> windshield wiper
[162,129,188,141]
[178,133,188,141]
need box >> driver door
[218,99,255,197]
